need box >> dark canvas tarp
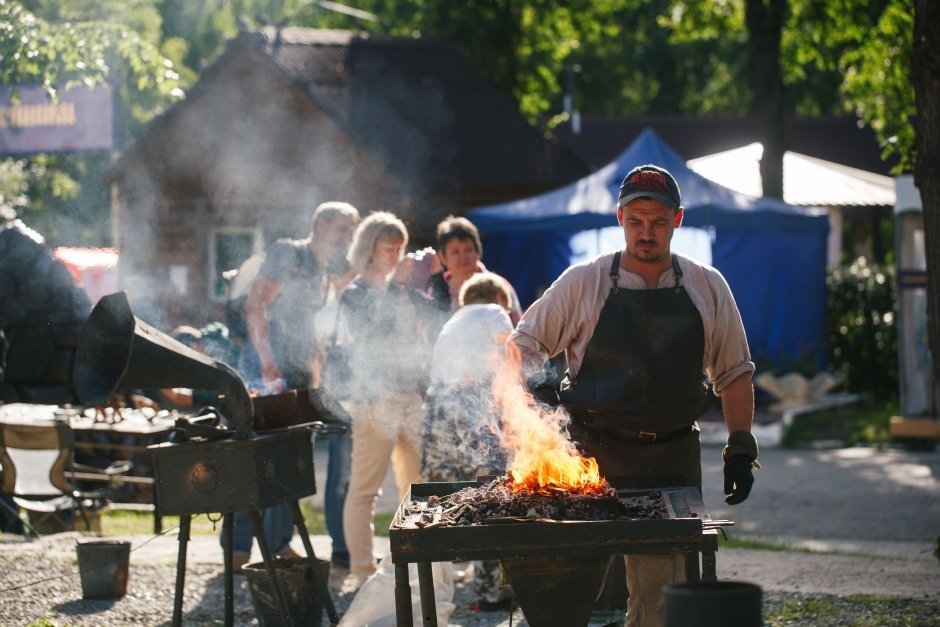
[467,128,830,372]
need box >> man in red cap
[510,164,759,627]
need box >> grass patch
[717,535,791,552]
[717,533,888,559]
[374,512,394,537]
[100,501,396,539]
[781,399,915,448]
[766,597,840,622]
[762,594,939,626]
[102,509,220,536]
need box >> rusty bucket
[76,539,131,600]
[500,555,610,627]
[244,556,330,627]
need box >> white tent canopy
[687,142,895,207]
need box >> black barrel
[662,581,762,627]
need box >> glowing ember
[493,344,608,496]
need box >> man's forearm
[721,373,754,434]
[245,277,281,380]
[247,313,276,373]
[508,334,550,385]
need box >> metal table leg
[171,515,191,627]
[248,509,296,627]
[417,562,438,626]
[684,552,701,582]
[701,529,718,581]
[222,512,234,626]
[395,563,413,627]
[288,500,340,624]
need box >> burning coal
[396,478,668,529]
[492,344,607,496]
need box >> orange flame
[492,342,607,496]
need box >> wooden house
[109,27,586,328]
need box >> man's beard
[628,241,667,264]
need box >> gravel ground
[2,530,939,626]
[3,443,938,626]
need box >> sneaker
[340,573,368,594]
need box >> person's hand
[723,455,755,505]
[419,247,443,275]
[260,361,284,394]
[529,382,560,407]
[261,377,285,395]
[393,254,416,284]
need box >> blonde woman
[322,212,434,589]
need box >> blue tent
[467,128,830,373]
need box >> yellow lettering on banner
[0,102,77,128]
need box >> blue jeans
[324,428,351,561]
[221,504,294,556]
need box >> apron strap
[610,251,621,293]
[671,254,682,288]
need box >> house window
[209,228,262,302]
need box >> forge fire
[397,477,669,529]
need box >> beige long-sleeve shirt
[509,251,755,395]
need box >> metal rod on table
[171,515,191,627]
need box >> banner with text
[0,84,115,155]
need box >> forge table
[389,481,722,627]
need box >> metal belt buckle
[638,431,657,443]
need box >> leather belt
[571,415,694,445]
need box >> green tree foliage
[313,0,757,122]
[1,0,918,246]
[851,2,916,171]
[827,258,898,402]
[0,0,183,245]
[3,1,183,128]
[668,0,915,170]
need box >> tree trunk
[913,0,940,392]
[745,0,787,199]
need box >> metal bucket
[662,581,762,627]
[244,556,330,627]
[499,555,611,627]
[76,540,131,600]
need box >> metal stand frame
[169,500,339,627]
[392,528,719,626]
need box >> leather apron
[559,252,708,489]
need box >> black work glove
[722,430,759,505]
[723,455,755,505]
[530,382,560,407]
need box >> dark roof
[252,27,587,192]
[554,115,896,176]
[111,28,587,203]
